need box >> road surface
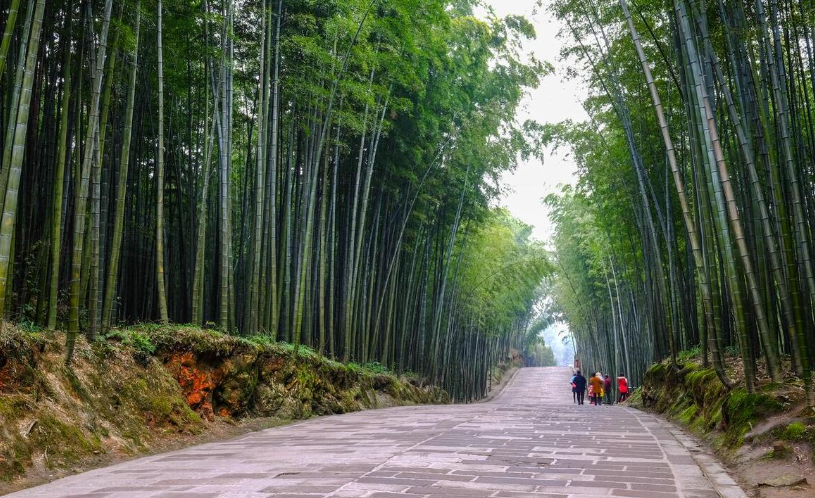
[6,367,746,498]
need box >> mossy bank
[631,356,815,495]
[0,324,448,490]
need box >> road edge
[478,366,522,403]
[627,407,748,498]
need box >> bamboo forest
[546,0,815,404]
[4,0,815,405]
[0,0,552,401]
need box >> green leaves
[457,210,551,332]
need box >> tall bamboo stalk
[155,0,169,324]
[67,0,114,362]
[102,2,141,333]
[620,0,733,386]
[48,4,74,331]
[0,0,47,320]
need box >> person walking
[604,374,612,405]
[572,370,587,405]
[589,372,603,407]
[617,374,629,403]
[570,373,578,403]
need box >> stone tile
[611,490,679,498]
[405,487,492,496]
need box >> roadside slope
[0,324,448,493]
[629,357,815,497]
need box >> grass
[780,422,808,441]
[678,344,702,363]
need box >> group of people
[569,370,629,406]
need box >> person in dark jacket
[604,375,612,405]
[570,374,578,403]
[572,370,587,405]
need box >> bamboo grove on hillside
[545,0,815,402]
[0,0,550,400]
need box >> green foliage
[524,320,557,366]
[1,0,549,402]
[361,362,389,374]
[678,345,702,363]
[723,389,784,446]
[456,210,551,333]
[16,320,41,333]
[543,0,815,400]
[127,332,156,356]
[780,422,808,441]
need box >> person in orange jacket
[589,372,603,407]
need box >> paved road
[7,367,746,498]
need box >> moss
[121,427,147,450]
[120,370,200,430]
[0,322,448,485]
[63,366,91,401]
[624,387,643,407]
[761,448,790,460]
[131,324,256,358]
[721,388,783,446]
[640,355,795,454]
[781,422,808,441]
[646,362,669,381]
[29,414,103,468]
[678,405,697,425]
[0,395,29,420]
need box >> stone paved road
[6,367,747,498]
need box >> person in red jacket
[617,375,629,402]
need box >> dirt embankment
[629,359,815,498]
[0,324,449,493]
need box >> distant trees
[0,0,547,400]
[524,320,558,367]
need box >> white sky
[485,0,589,243]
